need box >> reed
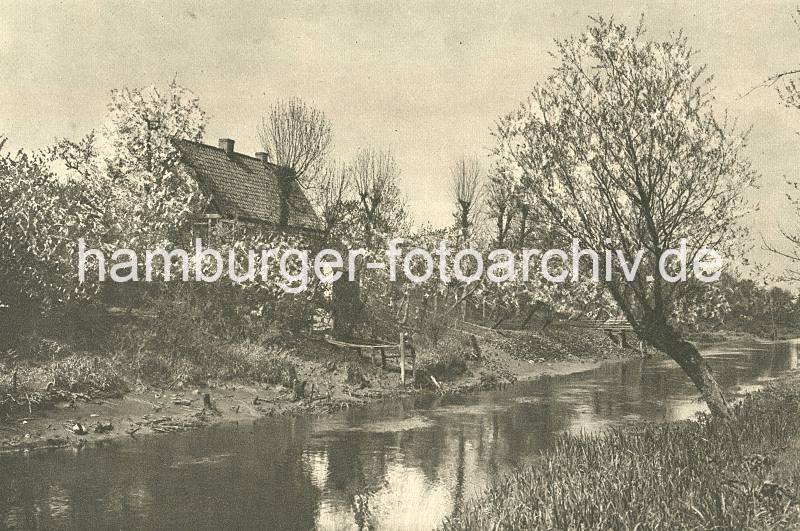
[443,383,800,530]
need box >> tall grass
[47,354,127,397]
[443,384,800,530]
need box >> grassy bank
[684,328,798,345]
[0,328,627,402]
[443,380,800,530]
[0,316,637,442]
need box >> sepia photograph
[1,1,800,529]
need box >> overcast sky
[1,1,798,277]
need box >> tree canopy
[494,17,757,417]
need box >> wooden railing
[324,333,416,384]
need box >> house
[175,138,322,235]
[176,138,359,336]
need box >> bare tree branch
[351,147,404,246]
[258,98,333,184]
[449,155,484,243]
[739,69,800,99]
[485,167,516,247]
[310,160,350,239]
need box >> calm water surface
[1,339,797,530]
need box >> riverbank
[443,368,800,530]
[0,326,640,453]
[684,328,794,345]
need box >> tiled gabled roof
[176,139,322,232]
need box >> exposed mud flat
[0,337,633,454]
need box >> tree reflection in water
[1,340,797,530]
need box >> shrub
[221,342,297,388]
[36,303,115,352]
[12,335,70,361]
[414,337,468,387]
[479,372,499,389]
[418,313,457,348]
[47,354,127,397]
[252,355,297,388]
[344,362,368,387]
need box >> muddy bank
[0,329,639,454]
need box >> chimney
[255,151,270,164]
[218,138,235,155]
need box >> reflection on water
[1,340,797,530]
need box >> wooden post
[399,332,406,385]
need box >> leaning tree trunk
[646,327,732,419]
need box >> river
[1,339,797,530]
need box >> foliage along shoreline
[442,372,800,530]
[0,326,640,454]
